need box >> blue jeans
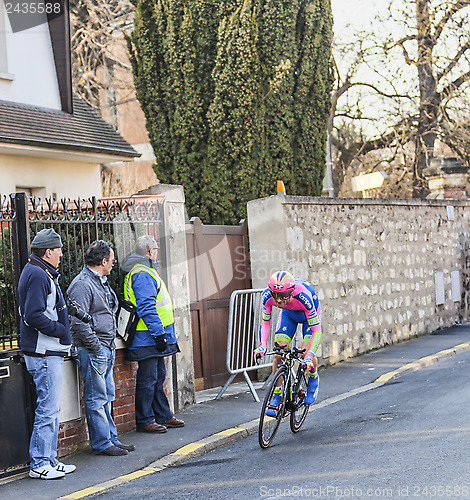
[73,346,120,454]
[24,354,64,469]
[135,357,172,427]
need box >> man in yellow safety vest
[121,235,184,433]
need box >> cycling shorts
[274,309,321,354]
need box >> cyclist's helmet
[268,271,295,300]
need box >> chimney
[423,157,469,199]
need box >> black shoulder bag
[116,299,139,345]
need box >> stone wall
[247,195,470,366]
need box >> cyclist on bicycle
[254,271,321,415]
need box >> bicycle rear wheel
[290,369,309,433]
[258,367,288,449]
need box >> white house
[0,0,139,199]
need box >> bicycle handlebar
[266,343,306,360]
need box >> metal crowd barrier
[216,288,280,402]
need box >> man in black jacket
[19,228,76,480]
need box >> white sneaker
[55,462,77,474]
[29,464,65,480]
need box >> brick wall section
[57,348,138,456]
[247,196,470,366]
[113,350,137,433]
[57,418,88,458]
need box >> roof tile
[0,95,140,159]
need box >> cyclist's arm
[258,290,274,349]
[305,307,322,355]
[259,306,273,347]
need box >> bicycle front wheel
[258,367,288,449]
[290,369,310,433]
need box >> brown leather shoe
[161,417,185,428]
[98,445,128,456]
[136,422,167,433]
[115,442,136,452]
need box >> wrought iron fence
[0,196,20,349]
[0,194,166,350]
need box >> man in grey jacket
[67,240,134,456]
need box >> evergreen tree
[291,0,334,195]
[128,0,333,224]
[204,0,262,224]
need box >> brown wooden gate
[186,217,250,390]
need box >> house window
[16,186,47,198]
[15,187,33,196]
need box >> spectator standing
[19,228,76,479]
[67,240,135,456]
[121,235,184,433]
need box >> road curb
[58,426,256,499]
[374,342,470,384]
[57,340,470,499]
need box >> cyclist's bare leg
[273,340,289,386]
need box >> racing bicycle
[258,343,310,448]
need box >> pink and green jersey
[260,279,322,354]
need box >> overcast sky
[331,0,384,33]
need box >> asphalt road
[94,350,470,500]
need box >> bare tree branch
[441,68,470,97]
[433,0,470,42]
[437,39,470,82]
[332,0,470,198]
[70,0,135,109]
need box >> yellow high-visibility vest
[124,264,174,329]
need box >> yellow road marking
[453,342,470,349]
[399,362,420,371]
[215,427,242,436]
[57,468,159,499]
[58,486,107,499]
[437,348,456,356]
[375,371,399,383]
[119,468,157,480]
[171,442,204,455]
[419,355,439,366]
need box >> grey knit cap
[30,228,63,249]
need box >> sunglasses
[271,291,293,300]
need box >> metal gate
[186,217,250,390]
[0,193,165,475]
[0,194,33,475]
[216,289,281,401]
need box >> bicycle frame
[274,347,306,411]
[258,344,310,448]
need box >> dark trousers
[135,357,173,427]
